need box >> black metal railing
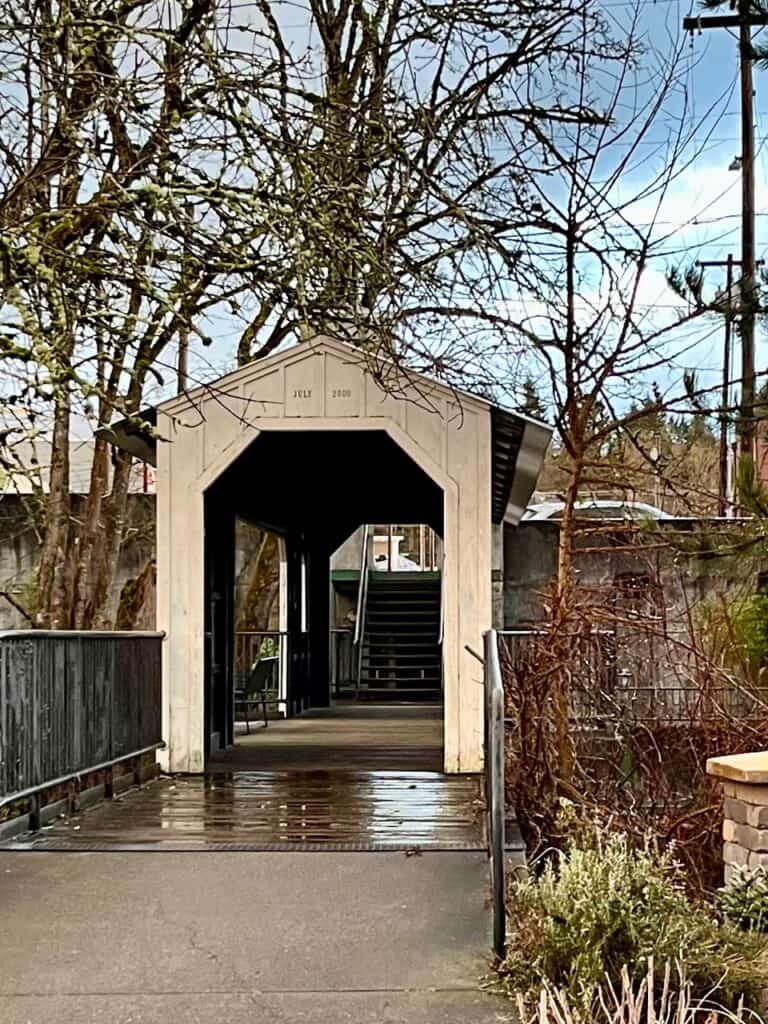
[0,630,164,813]
[483,629,506,960]
[331,628,355,697]
[353,524,373,694]
[498,628,768,725]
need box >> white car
[523,499,672,521]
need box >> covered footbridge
[115,336,550,775]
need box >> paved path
[0,850,513,1024]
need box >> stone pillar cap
[707,752,768,783]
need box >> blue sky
[490,0,768,415]
[630,0,768,405]
[143,0,768,418]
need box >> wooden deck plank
[1,707,485,852]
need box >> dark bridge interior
[204,430,444,758]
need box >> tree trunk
[115,558,156,629]
[91,450,134,628]
[71,436,111,627]
[550,460,584,790]
[36,389,72,627]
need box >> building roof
[98,337,551,525]
[1,438,154,494]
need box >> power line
[684,1,762,469]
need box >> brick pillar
[708,753,768,884]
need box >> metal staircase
[357,571,443,700]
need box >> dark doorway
[203,430,443,761]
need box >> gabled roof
[157,335,492,416]
[97,336,551,525]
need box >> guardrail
[0,630,164,823]
[483,629,506,960]
[498,627,768,724]
[354,524,373,694]
[331,628,355,697]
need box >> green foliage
[517,377,548,421]
[732,595,768,666]
[502,828,768,1014]
[692,590,768,685]
[719,867,768,934]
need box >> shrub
[719,867,768,933]
[501,828,768,1015]
[517,961,762,1024]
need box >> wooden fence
[0,631,163,800]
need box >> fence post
[484,628,506,960]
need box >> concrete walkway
[0,850,513,1023]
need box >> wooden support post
[28,793,41,832]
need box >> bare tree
[0,0,635,626]
[495,12,732,604]
[0,0,291,625]
[470,11,740,788]
[227,0,624,381]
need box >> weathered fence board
[0,631,163,800]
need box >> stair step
[363,653,441,662]
[366,598,438,606]
[359,678,442,686]
[368,609,439,616]
[366,640,440,647]
[367,626,438,633]
[366,624,438,629]
[363,665,440,672]
[362,674,441,680]
[358,573,442,699]
[363,647,441,656]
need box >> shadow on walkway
[213,703,445,772]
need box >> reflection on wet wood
[3,771,484,851]
[1,707,484,851]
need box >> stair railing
[353,524,373,696]
[437,545,446,646]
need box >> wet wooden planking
[209,705,445,773]
[3,771,484,850]
[1,707,484,851]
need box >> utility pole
[699,255,736,516]
[698,255,764,515]
[740,3,758,477]
[684,2,766,484]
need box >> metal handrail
[484,628,506,960]
[0,630,165,639]
[0,741,165,832]
[352,525,371,647]
[0,742,165,813]
[353,525,373,695]
[437,546,446,645]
